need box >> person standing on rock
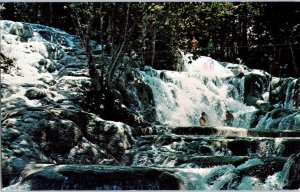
[199,112,208,126]
[191,36,198,52]
[225,111,234,126]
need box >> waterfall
[284,79,295,109]
[139,54,256,127]
[280,153,300,189]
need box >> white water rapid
[139,53,256,127]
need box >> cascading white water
[139,54,256,127]
[284,79,298,110]
[280,153,300,189]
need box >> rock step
[16,164,185,190]
[166,126,300,137]
[176,155,286,169]
[10,159,288,190]
[137,135,300,157]
[175,155,250,167]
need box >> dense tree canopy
[1,2,299,77]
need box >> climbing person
[225,110,234,126]
[199,112,208,126]
[191,36,198,52]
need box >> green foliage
[1,2,299,76]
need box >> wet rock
[158,172,185,190]
[244,73,269,107]
[176,155,249,167]
[45,61,57,73]
[255,109,298,130]
[269,77,299,108]
[248,110,268,128]
[25,88,47,100]
[67,137,117,165]
[38,30,69,46]
[0,52,15,74]
[2,157,26,178]
[282,153,300,189]
[55,76,90,102]
[58,55,79,66]
[44,43,65,60]
[52,109,135,161]
[1,127,21,142]
[32,119,83,155]
[281,139,300,156]
[17,164,185,190]
[38,58,47,65]
[74,49,86,55]
[271,108,293,119]
[294,114,300,130]
[238,158,286,182]
[58,67,89,77]
[2,133,51,187]
[1,106,132,167]
[9,22,33,41]
[227,140,253,156]
[11,134,50,162]
[226,64,250,77]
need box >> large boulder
[32,119,83,155]
[9,22,33,41]
[61,110,135,161]
[114,75,156,126]
[0,52,14,74]
[25,88,47,100]
[243,72,270,107]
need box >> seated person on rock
[199,112,208,126]
[225,110,234,126]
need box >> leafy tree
[1,2,299,76]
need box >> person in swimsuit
[199,112,208,126]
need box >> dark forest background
[1,2,299,77]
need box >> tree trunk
[288,39,298,75]
[240,6,248,60]
[151,29,156,68]
[85,4,102,93]
[99,4,105,91]
[141,17,147,67]
[107,3,130,89]
[48,3,53,25]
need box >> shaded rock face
[32,119,83,155]
[255,108,299,130]
[0,52,14,74]
[243,73,270,108]
[270,77,299,109]
[7,165,185,190]
[0,19,142,171]
[2,108,133,164]
[0,18,155,188]
[1,107,135,187]
[1,20,156,132]
[102,68,157,128]
[282,153,300,189]
[63,110,134,160]
[9,22,33,41]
